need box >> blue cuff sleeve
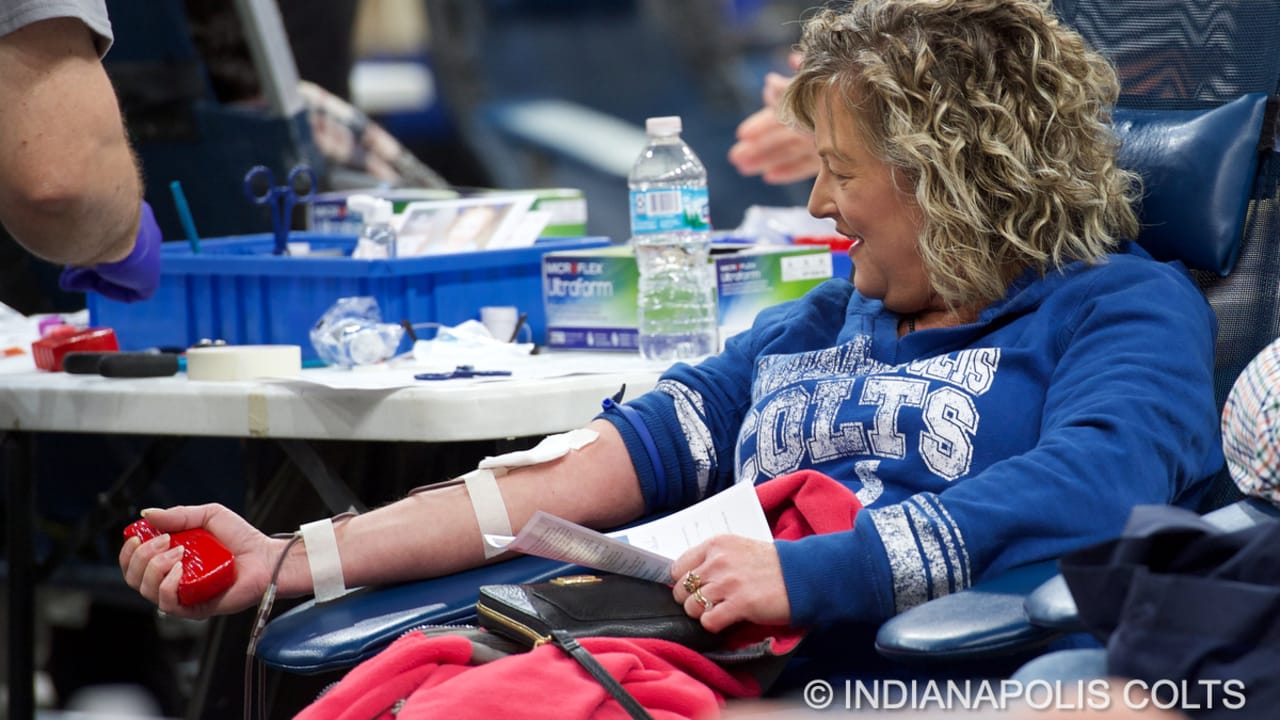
[598,397,664,512]
[776,519,896,627]
[595,391,696,513]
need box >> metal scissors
[243,164,317,255]
[415,364,513,381]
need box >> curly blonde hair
[782,0,1141,308]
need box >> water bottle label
[629,187,710,235]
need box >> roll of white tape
[185,345,302,381]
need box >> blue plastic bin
[87,233,612,360]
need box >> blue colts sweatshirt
[599,244,1222,630]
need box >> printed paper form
[484,481,771,583]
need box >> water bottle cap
[346,194,394,223]
[346,327,389,366]
[645,116,682,136]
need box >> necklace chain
[908,316,916,333]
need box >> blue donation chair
[255,0,1280,688]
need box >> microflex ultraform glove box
[542,244,836,351]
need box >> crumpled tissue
[411,319,534,373]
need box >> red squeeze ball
[123,518,236,606]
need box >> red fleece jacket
[296,471,862,720]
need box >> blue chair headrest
[1114,93,1269,276]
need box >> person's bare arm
[0,17,141,265]
[123,420,648,615]
[304,419,647,594]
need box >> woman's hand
[670,535,791,633]
[119,503,285,619]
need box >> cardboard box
[542,244,835,351]
[716,246,835,341]
[542,246,641,350]
[310,188,587,238]
[308,188,461,234]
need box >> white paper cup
[480,305,520,342]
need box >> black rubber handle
[98,353,180,378]
[62,352,108,374]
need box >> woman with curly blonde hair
[784,0,1143,315]
[124,0,1221,709]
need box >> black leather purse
[476,574,717,720]
[477,573,718,650]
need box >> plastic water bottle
[309,296,405,368]
[628,116,718,361]
[348,195,398,260]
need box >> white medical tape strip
[463,468,512,559]
[247,391,269,437]
[299,518,349,602]
[477,428,599,472]
[186,345,302,382]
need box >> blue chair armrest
[874,559,1062,663]
[255,554,581,674]
[1023,575,1082,632]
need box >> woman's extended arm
[120,419,646,618]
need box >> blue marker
[169,180,201,254]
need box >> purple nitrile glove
[59,200,163,303]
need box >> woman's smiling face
[807,89,931,315]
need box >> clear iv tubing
[244,532,301,720]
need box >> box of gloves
[542,243,835,351]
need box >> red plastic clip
[123,518,237,606]
[32,327,119,371]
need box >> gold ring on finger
[683,571,702,594]
[693,586,714,610]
